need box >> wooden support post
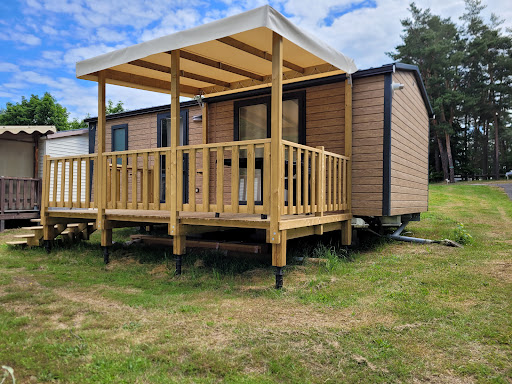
[270,32,283,245]
[41,155,53,240]
[272,230,287,267]
[96,71,110,247]
[345,77,352,212]
[342,77,353,246]
[169,50,180,237]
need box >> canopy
[0,126,56,136]
[76,5,357,97]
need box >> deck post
[270,32,283,247]
[270,32,287,282]
[41,155,52,241]
[0,177,5,232]
[170,49,186,263]
[342,77,353,245]
[96,71,111,248]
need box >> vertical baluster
[247,144,255,214]
[85,158,91,208]
[8,179,13,210]
[202,148,210,212]
[177,150,183,210]
[52,160,59,207]
[316,147,325,216]
[67,159,73,208]
[303,150,309,214]
[288,145,294,214]
[263,142,271,215]
[111,155,117,209]
[77,157,82,207]
[60,159,65,207]
[231,145,239,213]
[343,159,347,209]
[142,152,149,210]
[296,149,302,214]
[131,154,137,209]
[310,152,316,213]
[338,158,342,210]
[216,148,224,213]
[189,148,196,211]
[327,156,332,212]
[122,155,128,209]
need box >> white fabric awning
[0,126,57,136]
[76,6,357,97]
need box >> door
[157,110,189,203]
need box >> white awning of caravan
[76,5,357,97]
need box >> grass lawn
[0,183,511,383]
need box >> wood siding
[390,71,429,215]
[351,75,385,216]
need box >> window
[234,91,305,204]
[111,124,128,164]
[157,111,189,203]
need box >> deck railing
[0,176,41,212]
[282,141,349,216]
[45,154,97,208]
[177,138,272,215]
[43,140,349,218]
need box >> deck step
[60,229,74,235]
[6,241,28,246]
[22,226,43,230]
[14,234,35,239]
[30,218,41,223]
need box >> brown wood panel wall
[390,71,429,215]
[351,75,385,216]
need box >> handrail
[45,154,97,209]
[41,139,350,219]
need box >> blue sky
[0,0,509,120]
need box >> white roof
[76,6,357,97]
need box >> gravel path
[493,184,512,201]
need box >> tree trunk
[445,132,455,183]
[494,113,499,180]
[436,132,449,181]
[435,141,441,174]
[483,121,489,179]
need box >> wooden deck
[47,207,351,231]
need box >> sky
[0,0,510,120]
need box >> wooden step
[60,229,74,235]
[22,226,43,230]
[6,241,28,246]
[30,219,41,223]
[14,234,35,238]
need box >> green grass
[0,183,511,383]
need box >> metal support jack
[102,246,110,264]
[44,240,51,254]
[275,266,284,289]
[175,254,182,275]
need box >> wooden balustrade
[42,139,349,218]
[46,154,97,208]
[282,140,349,216]
[0,177,41,212]
[177,138,271,215]
[102,148,168,211]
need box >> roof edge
[84,63,432,122]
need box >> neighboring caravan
[12,6,432,288]
[0,125,56,231]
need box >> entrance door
[157,110,189,203]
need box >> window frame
[233,91,306,144]
[111,123,128,152]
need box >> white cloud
[0,62,20,72]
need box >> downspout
[388,220,435,244]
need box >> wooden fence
[0,177,41,212]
